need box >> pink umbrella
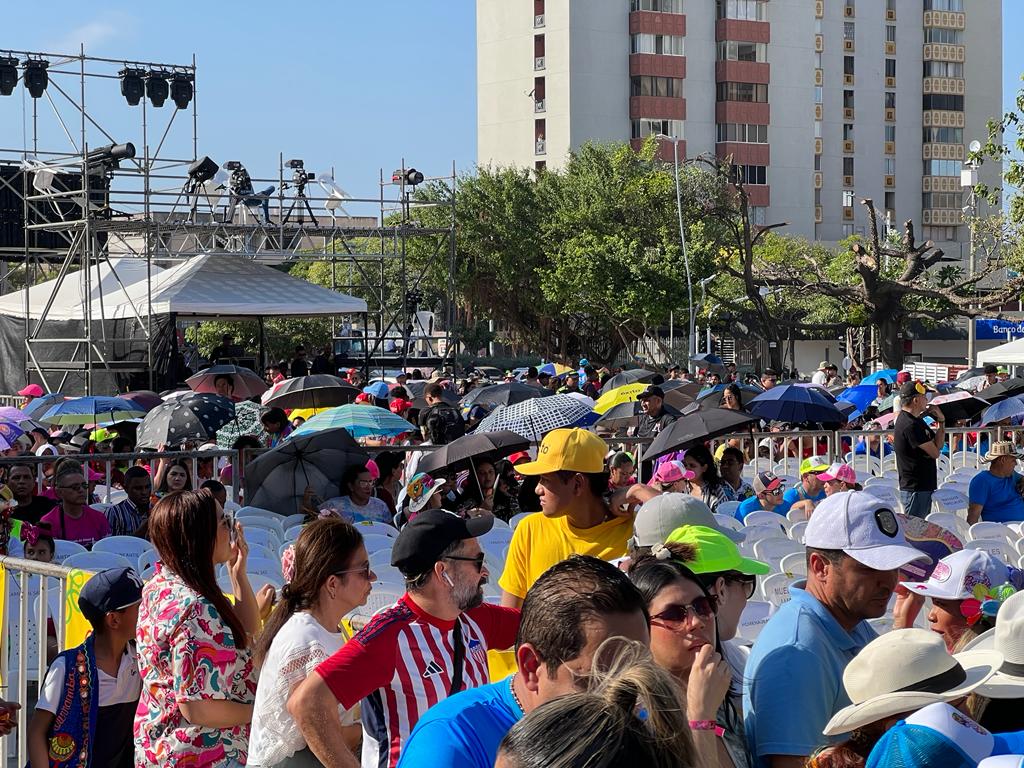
[870,411,898,429]
[187,364,268,401]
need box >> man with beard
[290,509,521,768]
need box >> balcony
[534,98,546,113]
[534,56,545,71]
[534,13,545,28]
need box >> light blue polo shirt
[743,584,876,768]
[397,676,523,768]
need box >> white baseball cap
[804,490,931,571]
[629,493,743,548]
[901,549,1010,601]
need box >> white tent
[977,338,1024,366]
[84,252,368,319]
[0,258,165,321]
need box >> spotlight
[22,59,48,99]
[86,142,136,171]
[146,70,169,107]
[391,168,425,186]
[0,56,17,96]
[170,71,193,110]
[187,156,219,185]
[286,159,305,169]
[119,67,145,106]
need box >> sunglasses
[59,482,89,490]
[651,596,717,627]
[725,574,758,600]
[763,487,782,497]
[335,563,373,580]
[444,553,486,572]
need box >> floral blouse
[134,563,256,767]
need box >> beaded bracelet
[689,720,725,737]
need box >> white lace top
[248,611,358,766]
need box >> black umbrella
[694,384,765,410]
[595,401,644,430]
[416,430,530,476]
[643,408,758,461]
[136,394,236,449]
[659,379,699,409]
[929,391,990,424]
[262,375,360,410]
[976,378,1024,403]
[244,427,369,516]
[602,369,657,391]
[461,382,552,410]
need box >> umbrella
[120,390,164,412]
[288,407,330,422]
[416,430,530,476]
[0,406,45,433]
[22,393,65,420]
[187,364,268,401]
[644,409,758,461]
[976,378,1024,403]
[836,384,879,414]
[981,396,1024,426]
[862,369,900,385]
[215,400,267,449]
[262,375,360,410]
[601,369,657,391]
[796,382,838,402]
[929,391,989,424]
[747,384,845,425]
[868,411,899,429]
[594,383,650,414]
[835,400,859,420]
[694,384,764,410]
[595,401,645,430]
[136,394,236,449]
[245,427,369,516]
[661,379,701,399]
[475,394,597,441]
[538,362,573,377]
[690,353,726,374]
[290,404,416,440]
[0,420,25,451]
[462,382,552,410]
[38,396,147,427]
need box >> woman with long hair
[454,458,518,522]
[681,444,732,512]
[155,458,192,496]
[248,519,375,767]
[135,489,263,767]
[322,463,392,524]
[719,384,745,412]
[372,451,405,517]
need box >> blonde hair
[498,638,696,768]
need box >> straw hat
[982,441,1024,463]
[963,589,1024,698]
[823,629,1001,736]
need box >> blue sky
[1,0,1021,216]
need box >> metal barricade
[0,555,72,767]
[707,430,834,477]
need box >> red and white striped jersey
[315,593,520,768]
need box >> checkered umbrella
[475,394,597,441]
[136,393,235,449]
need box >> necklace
[509,673,526,713]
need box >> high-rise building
[476,0,1002,248]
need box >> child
[22,524,55,563]
[28,567,143,768]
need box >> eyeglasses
[444,553,486,572]
[762,487,782,497]
[725,574,758,600]
[335,563,372,580]
[59,482,88,490]
[651,597,717,628]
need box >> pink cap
[18,384,44,397]
[896,371,911,384]
[648,460,696,487]
[818,462,857,484]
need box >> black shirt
[290,357,309,378]
[894,410,938,491]
[12,494,57,525]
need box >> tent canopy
[977,338,1024,366]
[90,252,368,319]
[0,257,165,321]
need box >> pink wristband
[689,720,725,736]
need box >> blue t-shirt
[736,495,771,521]
[775,483,826,517]
[968,470,1024,523]
[397,676,523,768]
[743,585,877,768]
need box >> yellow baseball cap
[665,525,771,575]
[514,428,608,476]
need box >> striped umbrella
[475,394,596,441]
[538,362,573,377]
[289,404,416,439]
[37,396,147,427]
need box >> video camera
[286,159,315,187]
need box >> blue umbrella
[836,384,879,414]
[362,381,391,400]
[981,396,1024,426]
[38,396,147,426]
[22,393,65,420]
[747,384,844,425]
[862,369,899,385]
[290,404,415,439]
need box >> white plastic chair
[7,536,24,557]
[760,572,796,607]
[753,538,805,565]
[964,539,1017,563]
[348,588,404,628]
[242,527,281,551]
[743,510,789,532]
[52,539,88,564]
[355,520,399,539]
[480,527,515,550]
[736,600,773,643]
[868,617,895,635]
[713,513,745,532]
[969,522,1017,546]
[361,533,395,554]
[249,543,278,562]
[236,505,279,519]
[238,515,286,540]
[926,512,970,543]
[509,512,532,530]
[63,551,133,572]
[137,548,161,574]
[490,517,511,530]
[369,548,394,568]
[92,535,151,564]
[778,551,807,578]
[716,501,741,519]
[931,488,969,516]
[284,524,304,542]
[372,566,406,589]
[786,506,808,524]
[788,520,808,543]
[862,484,901,510]
[282,513,306,530]
[249,573,284,592]
[743,524,787,543]
[243,557,284,579]
[881,470,901,483]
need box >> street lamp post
[962,140,981,367]
[656,134,695,366]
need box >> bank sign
[976,319,1024,340]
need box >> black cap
[899,380,926,399]
[391,509,493,577]
[636,385,665,400]
[78,567,144,623]
[984,364,998,375]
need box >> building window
[843,224,855,237]
[924,159,962,177]
[535,161,547,171]
[924,28,963,44]
[631,118,684,139]
[885,125,896,142]
[815,154,821,171]
[843,90,855,109]
[884,191,895,211]
[884,91,896,109]
[843,157,855,176]
[923,192,964,209]
[843,124,854,140]
[886,0,896,10]
[814,121,822,138]
[630,33,685,55]
[843,22,856,40]
[924,0,963,10]
[844,56,855,76]
[885,25,896,42]
[716,0,767,21]
[923,126,964,144]
[631,0,684,11]
[885,59,896,78]
[732,165,767,185]
[923,60,964,78]
[717,82,769,103]
[815,52,822,68]
[717,41,768,62]
[630,76,685,97]
[815,86,823,104]
[923,94,964,111]
[716,123,769,143]
[924,226,958,241]
[883,158,896,175]
[750,206,767,225]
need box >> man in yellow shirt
[499,428,633,608]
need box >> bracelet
[689,720,725,737]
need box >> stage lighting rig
[119,67,145,106]
[392,168,425,187]
[22,58,48,99]
[146,70,169,107]
[188,156,219,186]
[170,71,193,110]
[0,56,17,96]
[86,142,136,172]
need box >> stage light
[170,71,193,110]
[86,142,136,171]
[119,67,145,106]
[405,168,424,186]
[0,57,17,96]
[22,59,48,99]
[146,70,168,107]
[187,156,219,185]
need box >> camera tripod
[282,170,317,226]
